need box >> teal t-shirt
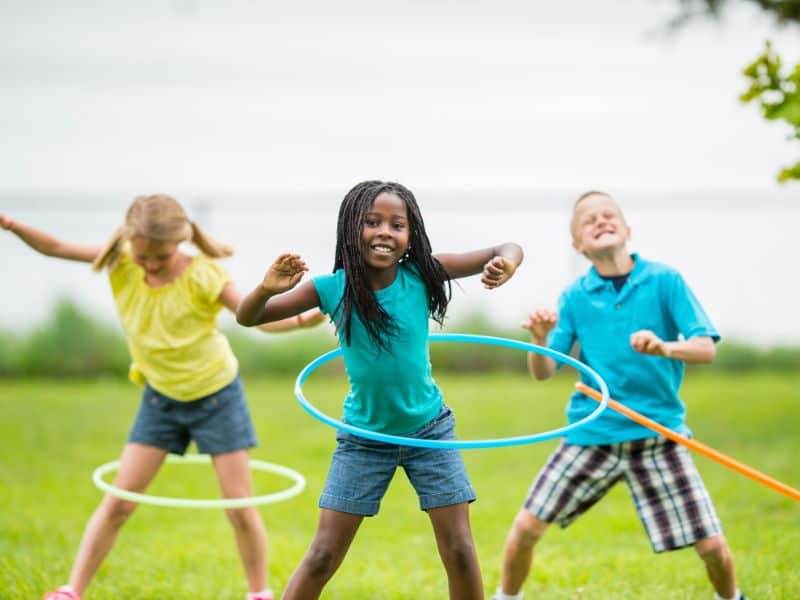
[549,255,720,445]
[312,262,443,435]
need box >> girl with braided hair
[1,194,323,600]
[237,180,524,599]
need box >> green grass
[1,372,798,599]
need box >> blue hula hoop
[294,333,609,449]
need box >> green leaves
[741,41,800,183]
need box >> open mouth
[594,230,616,240]
[370,244,394,255]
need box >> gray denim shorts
[128,375,258,455]
[319,405,476,516]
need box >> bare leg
[213,449,268,593]
[68,443,167,596]
[498,510,549,596]
[428,503,483,600]
[281,508,363,600]
[695,535,738,599]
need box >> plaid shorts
[523,437,723,552]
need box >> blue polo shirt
[313,262,443,435]
[549,254,719,445]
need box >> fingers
[630,330,663,355]
[521,309,557,338]
[481,256,514,289]
[260,253,309,294]
[531,309,558,326]
[630,330,650,352]
[272,253,308,275]
[264,254,308,283]
[0,214,14,230]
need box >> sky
[2,0,799,198]
[1,1,799,346]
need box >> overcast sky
[2,0,799,197]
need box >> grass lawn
[1,371,798,599]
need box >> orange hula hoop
[575,382,800,502]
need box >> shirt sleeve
[667,272,720,342]
[547,291,577,356]
[190,258,231,308]
[312,271,342,317]
[108,252,137,293]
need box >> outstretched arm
[236,253,321,327]
[434,242,523,288]
[630,331,716,364]
[521,308,559,380]
[219,282,326,332]
[0,214,101,263]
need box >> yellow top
[109,253,238,401]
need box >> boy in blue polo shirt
[494,191,743,600]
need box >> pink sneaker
[42,586,80,600]
[246,591,275,600]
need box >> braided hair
[333,180,451,353]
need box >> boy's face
[571,193,630,257]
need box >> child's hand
[297,308,326,328]
[630,330,670,357]
[521,309,558,342]
[0,214,15,231]
[481,256,516,289]
[260,253,309,295]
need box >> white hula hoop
[92,453,306,509]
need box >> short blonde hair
[92,194,233,271]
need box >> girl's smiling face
[361,191,410,279]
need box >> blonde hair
[92,194,234,271]
[569,190,621,238]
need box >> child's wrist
[257,282,276,298]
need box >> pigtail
[93,194,232,270]
[92,224,133,272]
[188,220,234,259]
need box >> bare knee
[299,526,351,580]
[225,506,260,532]
[510,510,548,548]
[695,535,732,566]
[100,497,137,527]
[439,531,479,573]
[301,541,342,579]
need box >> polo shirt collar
[584,253,650,294]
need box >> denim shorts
[319,405,476,516]
[128,375,258,455]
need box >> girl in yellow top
[0,195,322,600]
